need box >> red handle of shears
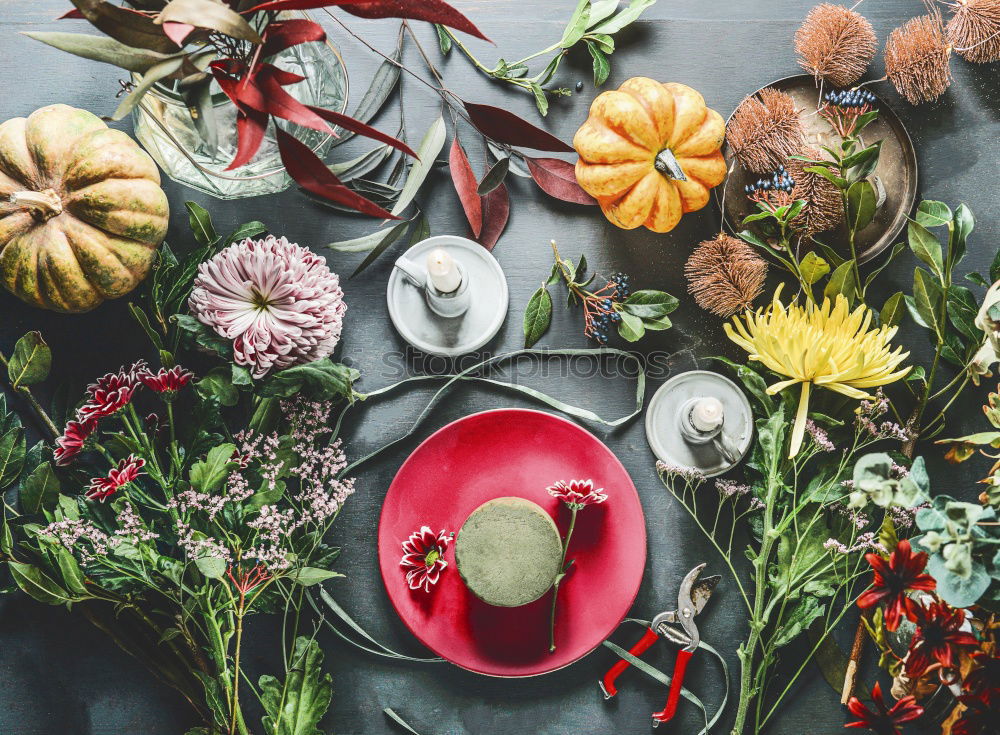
[652,648,694,725]
[599,627,660,698]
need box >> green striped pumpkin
[0,104,168,312]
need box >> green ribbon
[336,347,646,478]
[602,618,730,734]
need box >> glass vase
[132,39,348,199]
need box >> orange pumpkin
[574,78,727,233]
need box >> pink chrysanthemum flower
[86,454,146,501]
[54,417,98,466]
[188,235,347,378]
[138,366,194,394]
[547,479,608,510]
[400,526,451,592]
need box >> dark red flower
[138,366,194,394]
[86,454,146,501]
[954,689,1000,735]
[77,362,146,421]
[53,417,98,466]
[857,540,936,631]
[905,600,979,680]
[845,681,924,735]
[399,526,451,592]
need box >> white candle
[690,396,724,433]
[427,248,462,293]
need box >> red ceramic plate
[377,408,647,677]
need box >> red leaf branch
[524,157,597,205]
[479,183,510,250]
[463,102,573,153]
[449,138,483,238]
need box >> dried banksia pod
[685,234,768,317]
[726,88,805,174]
[786,151,844,235]
[947,0,1000,63]
[884,11,953,104]
[795,3,878,87]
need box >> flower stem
[549,507,578,654]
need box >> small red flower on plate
[86,454,146,501]
[857,539,936,631]
[547,479,608,510]
[138,366,194,395]
[904,600,979,680]
[400,526,451,592]
[845,681,923,735]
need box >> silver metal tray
[718,74,918,264]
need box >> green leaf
[391,116,446,217]
[434,24,452,54]
[113,53,190,120]
[194,555,227,580]
[590,0,656,34]
[642,314,672,331]
[55,547,89,596]
[773,595,825,648]
[8,331,51,388]
[804,165,848,189]
[927,555,990,608]
[846,180,877,233]
[326,223,405,253]
[529,82,549,116]
[846,141,881,181]
[20,462,60,515]
[173,314,233,359]
[184,201,219,246]
[799,251,830,284]
[617,311,645,342]
[587,0,620,27]
[477,157,509,196]
[129,303,164,352]
[880,291,905,327]
[0,426,26,491]
[349,218,413,278]
[915,200,953,228]
[824,260,858,303]
[559,0,592,48]
[196,367,238,407]
[907,220,944,278]
[22,31,178,73]
[231,364,252,387]
[622,290,679,318]
[9,561,76,606]
[263,359,359,401]
[523,286,553,348]
[224,221,267,248]
[912,267,944,336]
[291,567,345,587]
[189,443,237,494]
[587,42,611,85]
[260,637,333,735]
[953,203,975,267]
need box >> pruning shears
[600,563,720,727]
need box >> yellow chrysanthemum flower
[724,286,911,458]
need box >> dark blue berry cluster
[744,165,795,197]
[824,88,876,109]
[585,272,631,344]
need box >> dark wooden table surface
[1,1,998,733]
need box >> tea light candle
[690,396,724,433]
[427,248,462,293]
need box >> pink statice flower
[86,454,146,501]
[188,235,347,378]
[547,479,608,510]
[400,526,451,592]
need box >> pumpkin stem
[7,189,63,221]
[654,149,687,181]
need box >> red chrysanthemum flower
[845,681,924,735]
[905,600,979,680]
[53,417,98,466]
[399,526,451,592]
[546,479,609,509]
[138,366,194,394]
[77,362,146,421]
[857,540,936,631]
[86,454,146,501]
